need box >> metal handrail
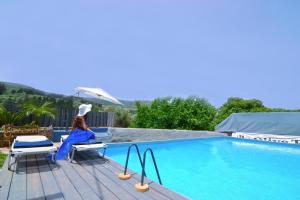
[123,144,144,175]
[140,148,162,185]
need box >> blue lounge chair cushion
[13,140,53,148]
[91,128,108,133]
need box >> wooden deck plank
[47,161,83,200]
[26,155,45,200]
[75,154,147,199]
[103,160,173,200]
[60,159,120,200]
[8,157,27,200]
[1,152,189,200]
[0,156,14,200]
[58,160,105,200]
[35,155,64,200]
[77,153,149,200]
[79,152,175,200]
[77,153,155,200]
[107,157,189,200]
[76,162,126,200]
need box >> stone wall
[51,127,227,142]
[109,127,226,142]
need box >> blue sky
[0,0,299,108]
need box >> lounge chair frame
[69,143,107,163]
[8,136,57,171]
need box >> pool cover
[215,112,300,136]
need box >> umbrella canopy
[75,87,123,105]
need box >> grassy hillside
[4,82,41,91]
[0,81,150,110]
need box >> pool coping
[107,135,228,145]
[107,135,300,148]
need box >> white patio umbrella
[75,87,123,105]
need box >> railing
[118,144,162,192]
[123,144,144,175]
[140,148,162,185]
[118,144,145,180]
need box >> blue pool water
[106,137,300,200]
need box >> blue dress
[56,128,95,160]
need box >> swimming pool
[106,137,300,200]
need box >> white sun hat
[77,104,92,117]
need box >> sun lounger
[8,135,57,170]
[60,134,69,144]
[69,142,107,162]
[60,129,110,162]
[60,128,112,144]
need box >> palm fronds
[0,105,26,126]
[23,101,56,124]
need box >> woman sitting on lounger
[56,104,95,160]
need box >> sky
[0,0,299,109]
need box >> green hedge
[132,97,216,130]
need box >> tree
[213,97,270,127]
[23,101,56,125]
[0,83,6,95]
[104,106,132,128]
[3,97,19,112]
[132,97,216,130]
[132,101,152,128]
[0,104,25,126]
[114,109,132,127]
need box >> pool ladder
[118,144,162,192]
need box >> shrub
[213,97,270,127]
[23,101,56,125]
[114,109,132,127]
[133,97,216,130]
[104,106,133,128]
[0,104,26,126]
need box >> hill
[0,81,151,110]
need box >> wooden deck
[0,151,188,200]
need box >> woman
[56,104,95,160]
